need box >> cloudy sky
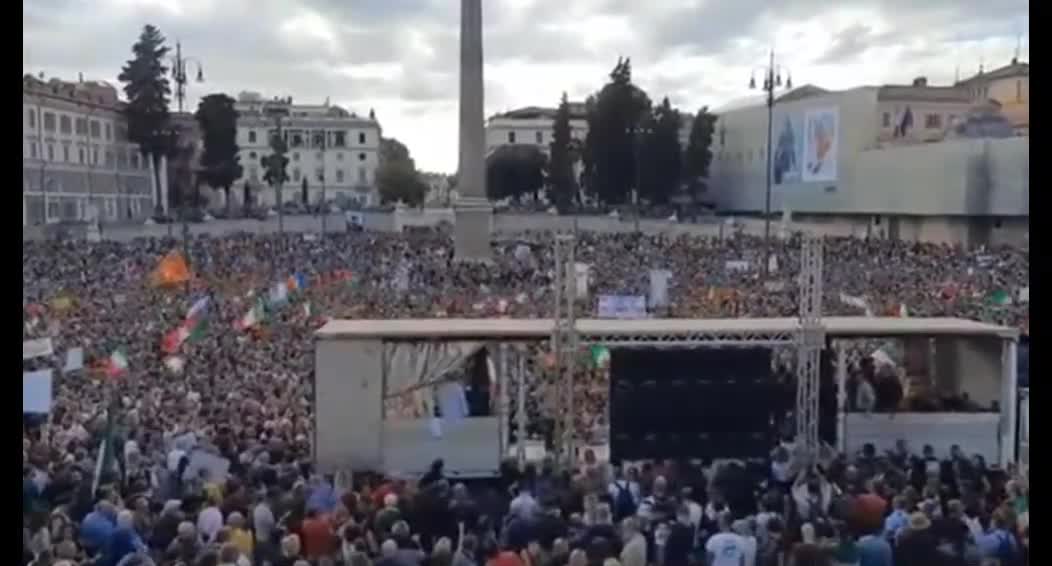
[24,0,1027,172]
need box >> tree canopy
[377,137,427,206]
[194,93,243,206]
[684,106,718,195]
[638,97,683,204]
[486,144,547,201]
[583,58,652,205]
[547,92,577,211]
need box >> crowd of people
[23,228,1029,566]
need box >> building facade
[486,103,694,157]
[955,59,1029,135]
[233,92,382,208]
[22,75,156,226]
[710,79,1029,247]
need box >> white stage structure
[313,316,1019,476]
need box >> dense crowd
[23,229,1028,566]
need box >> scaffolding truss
[552,233,579,467]
[796,235,826,455]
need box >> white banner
[23,369,54,414]
[649,269,671,308]
[64,347,85,373]
[573,263,591,298]
[725,260,751,272]
[597,295,647,319]
[23,337,54,360]
[1019,286,1029,304]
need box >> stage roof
[316,317,1017,340]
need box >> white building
[22,74,157,226]
[485,103,694,157]
[234,92,382,207]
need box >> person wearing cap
[893,512,938,566]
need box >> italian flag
[236,299,266,331]
[106,348,129,378]
[161,297,210,354]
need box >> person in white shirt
[732,520,758,566]
[705,512,747,566]
[197,495,223,543]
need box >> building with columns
[21,74,156,226]
[233,92,383,208]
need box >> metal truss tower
[552,232,579,467]
[795,235,825,455]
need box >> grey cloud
[815,24,879,64]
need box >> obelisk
[453,0,493,262]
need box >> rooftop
[317,316,1017,340]
[490,103,589,121]
[957,60,1030,85]
[877,84,972,103]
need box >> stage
[313,317,1019,476]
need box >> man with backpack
[973,510,1022,566]
[607,466,640,522]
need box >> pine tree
[548,92,576,211]
[584,58,651,205]
[684,107,718,198]
[118,25,173,215]
[639,97,683,204]
[194,94,243,210]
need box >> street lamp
[749,50,792,277]
[170,41,205,114]
[629,124,652,233]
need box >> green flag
[988,289,1012,306]
[590,345,611,368]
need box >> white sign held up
[597,295,647,319]
[23,369,54,414]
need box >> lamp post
[749,50,792,277]
[263,101,290,233]
[170,41,204,114]
[629,125,651,233]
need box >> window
[78,147,85,164]
[105,123,112,141]
[358,167,367,183]
[293,152,300,162]
[333,131,346,147]
[336,152,344,161]
[882,112,891,127]
[293,168,302,182]
[536,131,543,144]
[358,153,366,161]
[60,115,73,134]
[358,132,366,144]
[336,169,345,183]
[105,150,114,167]
[44,112,56,131]
[249,151,258,160]
[90,120,101,138]
[1017,80,1023,102]
[63,145,70,162]
[74,117,87,135]
[47,144,54,161]
[924,113,942,129]
[130,153,140,169]
[291,133,303,147]
[508,131,516,143]
[313,132,326,149]
[92,147,99,165]
[248,166,259,181]
[248,130,257,144]
[316,168,325,182]
[27,109,36,128]
[117,150,127,169]
[29,142,37,159]
[316,152,323,160]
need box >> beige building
[955,59,1029,135]
[234,92,383,208]
[711,79,1028,247]
[22,74,156,226]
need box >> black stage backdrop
[610,347,783,461]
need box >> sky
[23,0,1028,173]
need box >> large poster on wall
[772,113,803,185]
[802,107,839,182]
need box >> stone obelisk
[453,0,493,262]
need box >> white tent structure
[314,317,1019,476]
